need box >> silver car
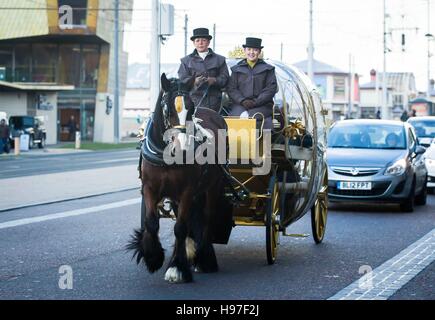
[327,119,427,212]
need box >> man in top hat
[227,37,278,129]
[178,28,229,112]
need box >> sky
[124,0,435,91]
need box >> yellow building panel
[98,44,110,93]
[87,0,99,33]
[0,0,49,40]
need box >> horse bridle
[161,85,191,131]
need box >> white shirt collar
[198,51,208,60]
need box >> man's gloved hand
[240,111,249,118]
[241,99,256,109]
[207,77,217,86]
[194,75,207,87]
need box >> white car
[407,116,435,147]
[424,138,435,190]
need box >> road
[0,148,139,179]
[0,150,434,300]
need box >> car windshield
[328,123,406,149]
[408,119,435,138]
[9,117,33,129]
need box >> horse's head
[160,73,194,151]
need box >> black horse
[127,74,231,283]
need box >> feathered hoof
[145,245,165,273]
[185,237,197,264]
[164,267,192,283]
[126,229,165,273]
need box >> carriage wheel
[311,171,328,244]
[266,174,280,265]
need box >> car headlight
[385,159,407,176]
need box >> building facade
[0,0,132,144]
[123,63,179,137]
[359,70,417,120]
[359,70,393,119]
[409,80,435,116]
[293,59,360,122]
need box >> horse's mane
[150,89,167,150]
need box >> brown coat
[0,123,9,139]
[227,59,278,110]
[178,49,229,111]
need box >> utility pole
[280,43,283,61]
[428,0,431,99]
[348,54,353,119]
[382,0,388,120]
[307,0,314,81]
[213,24,216,51]
[375,69,380,113]
[114,0,120,143]
[150,0,161,112]
[184,14,188,56]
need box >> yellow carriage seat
[224,117,260,163]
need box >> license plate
[337,181,372,190]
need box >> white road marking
[0,198,141,230]
[95,157,138,164]
[329,228,435,300]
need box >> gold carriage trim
[283,119,306,140]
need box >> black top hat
[242,37,263,49]
[190,28,212,41]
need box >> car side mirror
[414,145,426,156]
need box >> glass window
[82,99,95,140]
[32,44,57,83]
[81,45,99,88]
[334,77,345,98]
[15,44,31,82]
[393,94,403,106]
[59,44,80,86]
[0,45,13,82]
[9,116,34,129]
[408,119,435,138]
[58,0,88,26]
[328,123,406,149]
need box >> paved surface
[0,148,139,179]
[0,149,141,211]
[0,148,433,300]
[0,189,433,300]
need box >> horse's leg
[164,191,193,283]
[195,178,220,273]
[170,201,197,265]
[128,184,164,273]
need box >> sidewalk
[1,140,138,158]
[0,164,140,211]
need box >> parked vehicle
[9,115,46,149]
[407,116,435,147]
[327,119,427,212]
[424,138,435,192]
